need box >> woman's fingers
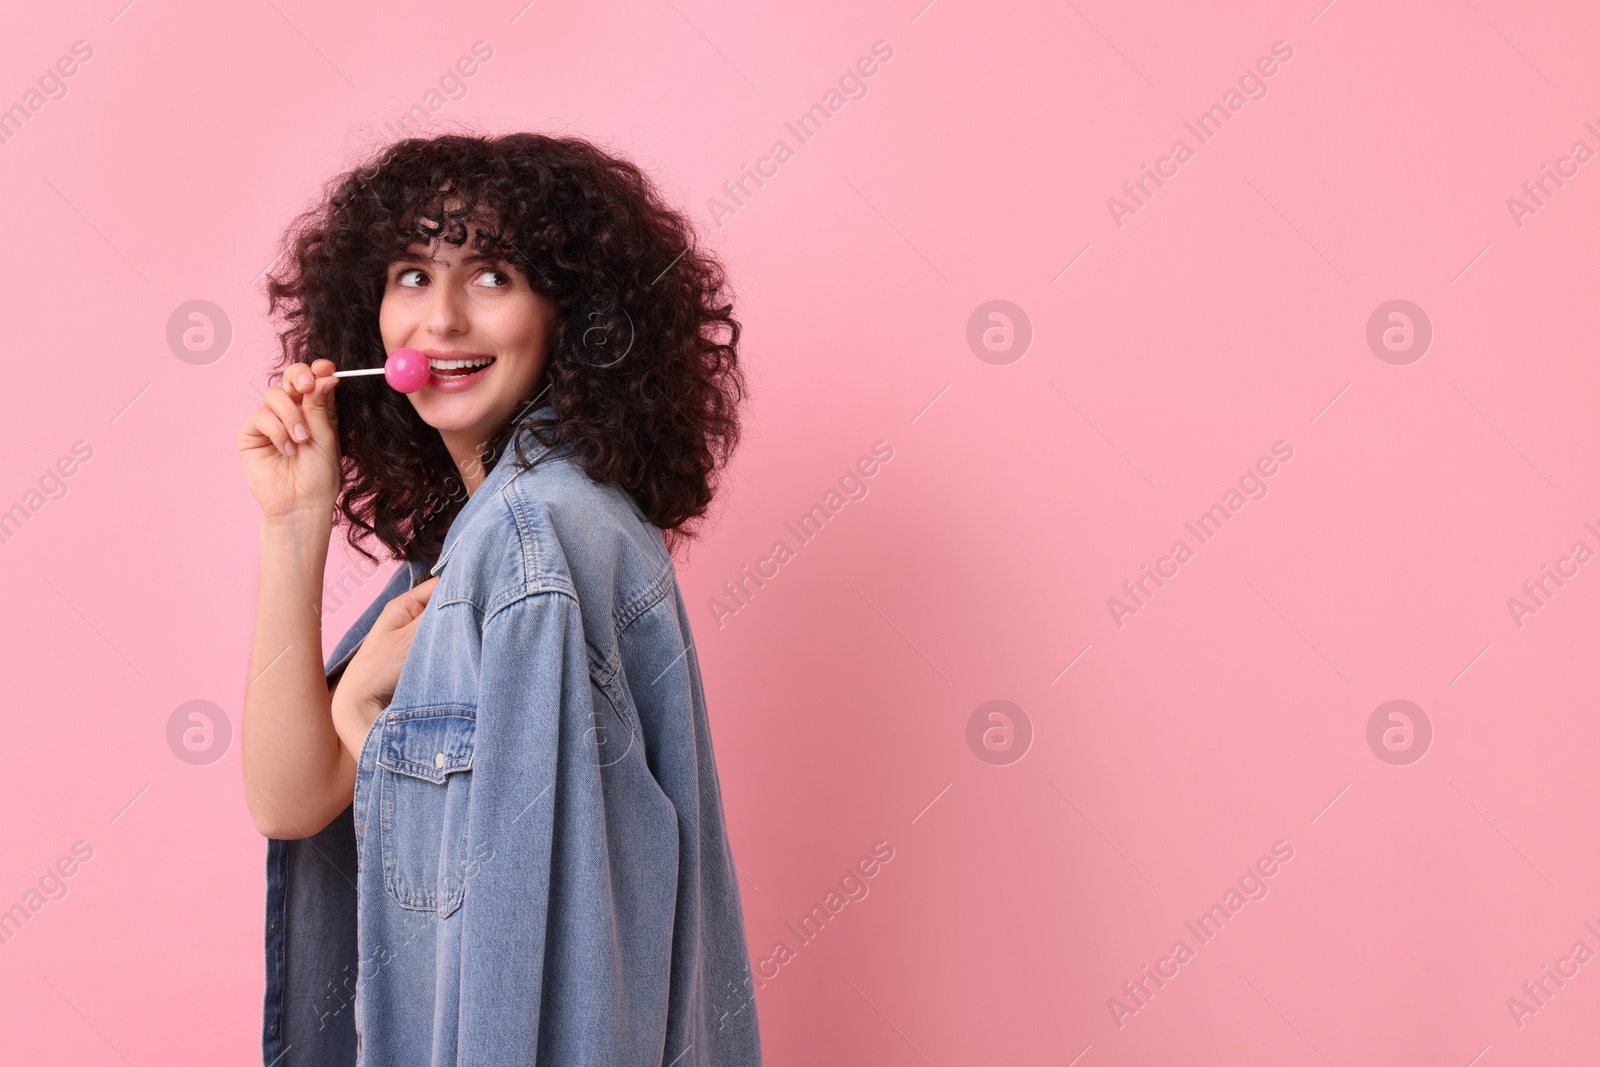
[260,386,311,452]
[281,361,340,439]
[281,362,314,402]
[400,579,442,633]
[373,576,442,634]
[242,406,294,457]
[398,576,440,616]
[302,373,339,440]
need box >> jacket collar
[429,402,559,577]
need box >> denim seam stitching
[616,559,676,632]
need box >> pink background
[2,0,1598,1062]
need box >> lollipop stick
[325,350,430,393]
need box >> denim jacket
[262,404,763,1066]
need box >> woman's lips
[426,358,494,393]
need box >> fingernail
[283,439,297,454]
[298,374,313,389]
[293,423,309,441]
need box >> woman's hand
[237,358,342,528]
[330,576,442,759]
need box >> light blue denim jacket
[262,403,762,1066]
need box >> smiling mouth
[428,355,496,378]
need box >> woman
[237,132,762,1066]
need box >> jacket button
[270,921,278,934]
[270,1022,278,1037]
[435,752,445,768]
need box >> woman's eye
[391,266,511,288]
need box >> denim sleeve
[454,589,684,1065]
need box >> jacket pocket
[376,705,477,916]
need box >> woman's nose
[425,285,470,332]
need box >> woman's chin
[411,399,488,434]
[412,394,532,446]
[410,379,541,440]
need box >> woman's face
[378,235,559,458]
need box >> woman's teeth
[429,356,495,376]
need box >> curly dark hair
[262,131,745,567]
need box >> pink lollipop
[332,348,431,393]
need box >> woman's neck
[441,432,492,498]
